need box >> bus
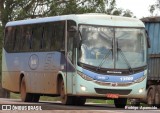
[2,13,149,108]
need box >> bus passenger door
[66,20,77,94]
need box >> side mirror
[73,32,81,48]
[69,26,82,49]
[146,30,151,48]
[68,26,78,32]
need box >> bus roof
[6,13,144,28]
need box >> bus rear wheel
[114,98,127,108]
[59,80,74,105]
[20,77,32,102]
[147,86,156,106]
[32,94,40,102]
[155,85,160,107]
[20,77,40,102]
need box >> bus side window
[4,27,16,52]
[43,22,53,50]
[22,26,32,51]
[4,27,10,52]
[40,25,45,50]
[20,26,25,51]
[32,24,43,51]
[53,21,65,52]
[41,21,65,52]
[13,26,22,52]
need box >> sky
[116,0,159,18]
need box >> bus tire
[155,85,160,107]
[114,98,127,108]
[74,97,86,106]
[130,99,140,106]
[20,77,32,102]
[147,85,156,106]
[32,94,40,102]
[59,79,73,105]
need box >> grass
[40,96,60,101]
[10,93,60,101]
[10,93,20,99]
[87,99,114,104]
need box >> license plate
[106,94,119,98]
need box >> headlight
[139,88,144,93]
[134,70,147,83]
[80,85,86,91]
[77,71,94,81]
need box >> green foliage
[149,0,160,16]
[0,0,134,27]
[122,10,134,17]
[10,93,60,101]
[87,99,108,104]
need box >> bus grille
[95,88,132,95]
[94,81,133,87]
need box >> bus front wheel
[74,97,86,106]
[114,98,127,108]
[59,80,73,105]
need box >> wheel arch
[57,71,66,94]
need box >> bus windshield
[78,25,147,70]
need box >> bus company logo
[29,54,39,70]
[44,53,60,70]
[107,71,122,74]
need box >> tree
[149,0,160,16]
[0,0,134,27]
[0,0,53,27]
[0,25,9,98]
[105,0,134,17]
[122,10,134,17]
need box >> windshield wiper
[117,41,134,74]
[96,49,112,71]
[97,38,113,71]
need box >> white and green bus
[2,14,148,108]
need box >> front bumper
[74,75,147,99]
